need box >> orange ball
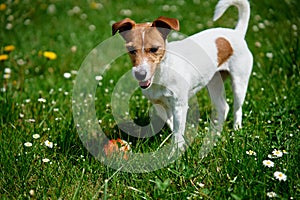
[104,139,131,160]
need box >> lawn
[1,0,299,199]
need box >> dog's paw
[234,122,242,130]
[168,141,186,160]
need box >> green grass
[1,0,299,199]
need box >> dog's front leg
[152,103,174,131]
[171,101,189,151]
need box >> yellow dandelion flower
[90,2,98,9]
[0,3,6,11]
[90,1,102,10]
[4,45,15,52]
[38,50,43,57]
[43,51,57,60]
[0,54,8,61]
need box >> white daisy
[272,149,283,157]
[267,191,277,198]
[3,73,10,79]
[24,142,33,147]
[32,134,40,139]
[44,140,53,148]
[42,158,50,163]
[27,119,36,123]
[274,171,287,181]
[38,98,46,103]
[246,150,256,156]
[263,160,274,168]
[4,68,11,74]
[63,72,71,79]
[29,189,35,196]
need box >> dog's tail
[213,0,250,37]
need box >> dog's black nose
[135,70,147,81]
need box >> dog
[112,0,253,150]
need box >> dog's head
[112,17,180,89]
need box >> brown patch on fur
[215,37,233,67]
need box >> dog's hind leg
[231,74,251,130]
[207,72,229,131]
[231,76,249,130]
[231,53,253,130]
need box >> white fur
[142,0,253,150]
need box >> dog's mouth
[139,79,152,89]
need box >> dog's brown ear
[112,18,136,35]
[152,16,180,39]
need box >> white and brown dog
[112,0,253,150]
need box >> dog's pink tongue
[139,80,151,88]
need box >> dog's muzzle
[134,70,147,81]
[132,65,152,89]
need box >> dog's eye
[150,47,159,53]
[129,49,137,54]
[127,46,137,54]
